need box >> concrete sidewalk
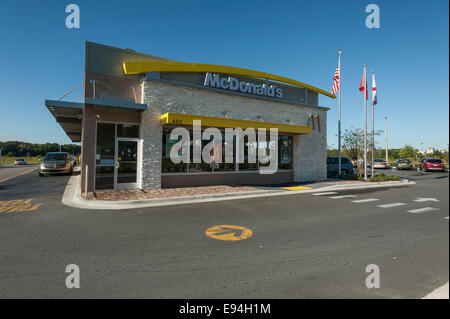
[423,282,449,299]
[62,172,415,210]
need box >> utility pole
[385,117,388,163]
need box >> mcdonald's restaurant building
[45,42,335,194]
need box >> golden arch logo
[307,114,321,132]
[205,225,253,241]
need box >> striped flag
[372,71,377,105]
[331,66,340,94]
[359,67,368,100]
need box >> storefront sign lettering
[204,73,283,99]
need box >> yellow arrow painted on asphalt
[205,225,253,241]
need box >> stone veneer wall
[140,79,328,189]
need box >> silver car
[14,158,27,165]
[395,158,412,170]
[39,152,73,176]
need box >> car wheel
[39,172,44,176]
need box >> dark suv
[327,157,354,176]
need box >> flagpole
[337,50,342,175]
[371,70,375,178]
[363,64,368,180]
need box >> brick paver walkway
[88,185,260,201]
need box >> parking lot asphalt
[0,167,448,298]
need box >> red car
[419,158,445,172]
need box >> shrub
[368,174,402,182]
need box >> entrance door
[114,138,139,190]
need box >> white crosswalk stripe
[407,207,439,214]
[377,203,407,208]
[351,198,379,203]
[329,195,358,199]
[312,192,338,196]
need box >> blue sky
[0,0,448,150]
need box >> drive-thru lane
[0,167,448,298]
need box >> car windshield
[16,159,25,161]
[44,153,66,161]
[428,159,442,163]
[374,159,385,162]
[399,159,410,163]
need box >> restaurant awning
[45,100,83,142]
[161,112,312,134]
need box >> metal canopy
[45,100,83,142]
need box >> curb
[62,174,415,210]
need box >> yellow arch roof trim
[123,61,336,99]
[161,112,312,135]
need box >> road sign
[205,225,253,241]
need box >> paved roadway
[0,164,38,182]
[0,167,448,298]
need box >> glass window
[95,166,114,190]
[189,134,212,172]
[239,135,258,171]
[162,129,187,173]
[278,135,292,169]
[117,124,139,138]
[216,133,236,171]
[96,123,115,166]
[44,153,67,161]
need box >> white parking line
[445,217,449,220]
[377,203,407,208]
[351,198,380,203]
[407,207,439,214]
[312,192,338,196]
[413,198,439,203]
[329,195,358,199]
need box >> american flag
[331,66,340,95]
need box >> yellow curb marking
[281,186,313,190]
[0,199,42,214]
[205,225,253,241]
[0,168,38,183]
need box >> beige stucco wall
[140,79,329,189]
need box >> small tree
[398,145,417,159]
[342,127,383,177]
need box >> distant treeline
[0,141,81,157]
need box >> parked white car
[14,158,27,165]
[373,158,388,169]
